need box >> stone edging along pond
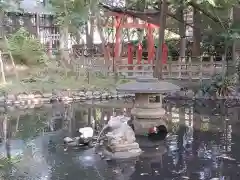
[1,88,239,109]
[0,89,135,107]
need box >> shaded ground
[0,101,239,179]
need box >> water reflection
[0,101,239,179]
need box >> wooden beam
[100,2,194,28]
[105,22,158,28]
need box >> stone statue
[96,115,141,159]
[106,116,136,146]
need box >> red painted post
[114,16,121,60]
[147,23,154,64]
[128,43,133,70]
[162,43,168,64]
[137,43,143,70]
[137,43,143,64]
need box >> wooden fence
[116,61,226,80]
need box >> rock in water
[64,137,74,143]
[97,115,142,159]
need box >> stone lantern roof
[116,77,180,94]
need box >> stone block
[108,142,140,152]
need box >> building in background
[4,0,59,50]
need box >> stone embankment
[1,88,239,110]
[166,89,240,100]
[0,89,134,108]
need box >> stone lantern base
[131,106,167,136]
[116,76,180,136]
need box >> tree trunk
[0,51,6,84]
[60,26,69,58]
[96,15,110,65]
[232,6,240,64]
[154,0,167,79]
[23,15,37,36]
[137,28,145,64]
[75,31,81,44]
[89,16,94,48]
[85,21,93,49]
[178,3,186,62]
[0,11,4,37]
[59,26,69,75]
[3,115,10,159]
[192,8,201,58]
[126,29,131,41]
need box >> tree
[48,0,94,64]
[0,0,22,36]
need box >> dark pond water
[0,100,240,180]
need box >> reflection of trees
[15,112,48,141]
[164,103,234,179]
[106,159,137,180]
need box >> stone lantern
[116,77,180,135]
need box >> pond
[0,100,240,180]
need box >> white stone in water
[73,96,81,100]
[101,92,109,99]
[28,94,34,99]
[86,91,93,99]
[78,91,85,97]
[14,100,20,104]
[43,93,52,98]
[7,94,16,100]
[18,94,28,100]
[64,137,74,143]
[118,94,125,98]
[28,103,35,109]
[80,96,87,101]
[0,96,4,102]
[93,91,101,99]
[79,127,94,139]
[185,90,195,98]
[34,94,42,98]
[110,91,118,98]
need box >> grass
[0,62,120,95]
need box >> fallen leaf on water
[217,154,236,161]
[140,173,149,176]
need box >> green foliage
[199,74,235,97]
[7,28,48,65]
[48,0,97,30]
[15,112,48,141]
[118,79,130,84]
[165,39,179,59]
[0,0,22,12]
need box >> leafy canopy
[48,0,97,28]
[7,28,48,65]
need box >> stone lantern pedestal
[117,77,180,135]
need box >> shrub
[7,28,48,65]
[199,74,235,97]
